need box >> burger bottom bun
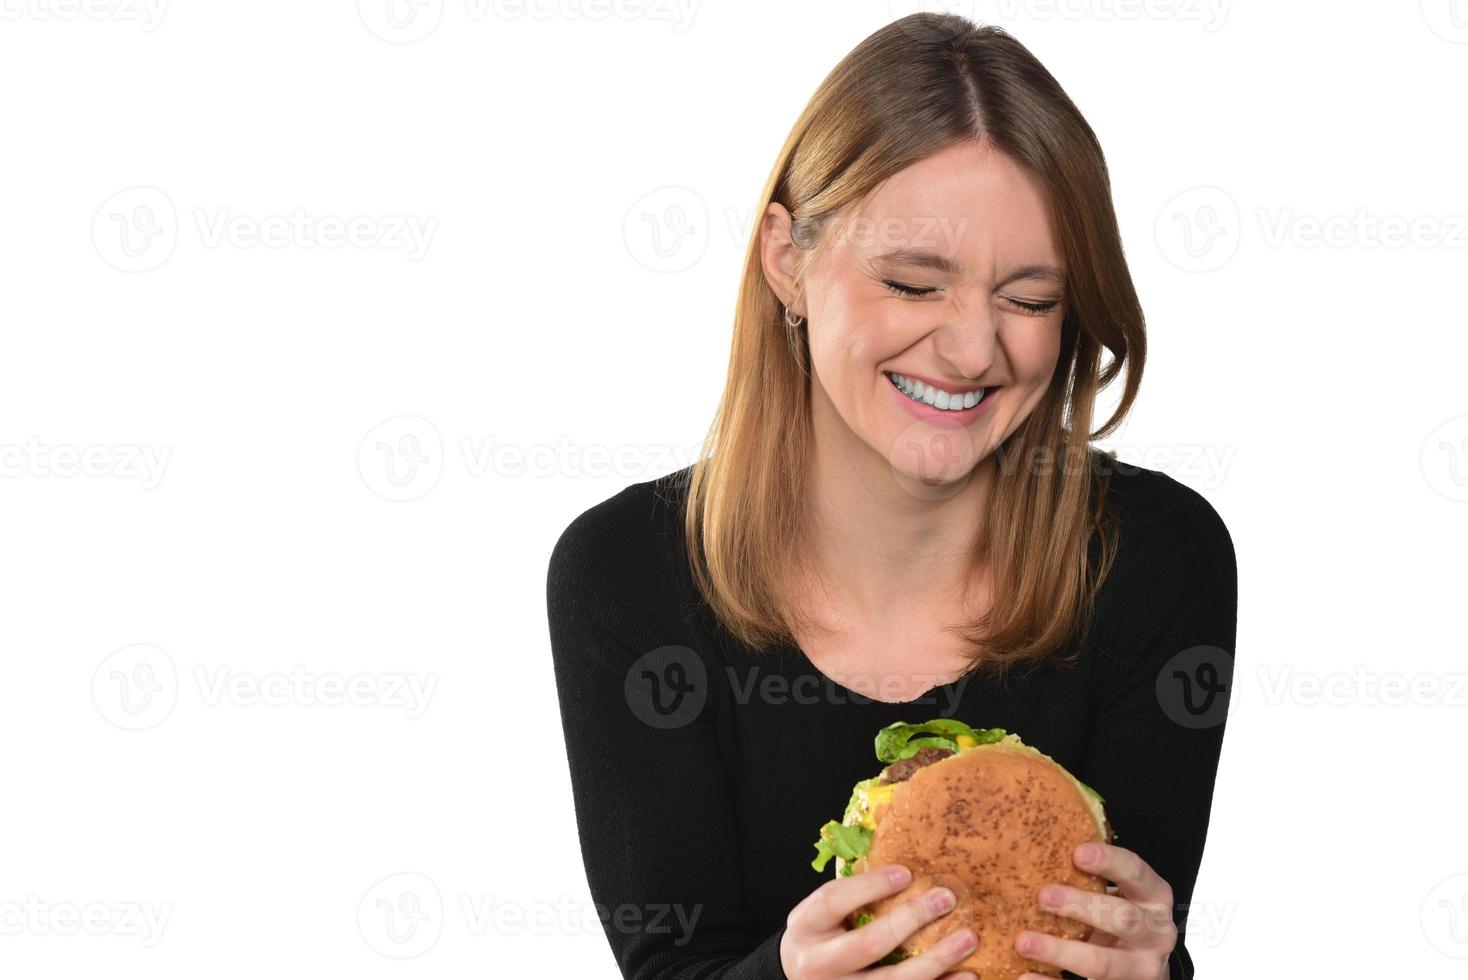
[855,744,1108,979]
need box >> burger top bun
[856,742,1110,979]
[810,722,1114,980]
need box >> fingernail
[928,887,956,913]
[1077,844,1099,865]
[1040,885,1064,906]
[948,927,977,952]
[888,865,912,886]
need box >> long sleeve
[546,491,790,980]
[1077,473,1238,980]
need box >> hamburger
[810,718,1115,979]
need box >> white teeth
[888,372,986,412]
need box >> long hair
[680,13,1144,682]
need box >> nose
[933,305,999,381]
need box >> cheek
[807,289,907,380]
[1007,319,1064,384]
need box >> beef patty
[877,746,955,785]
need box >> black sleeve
[545,493,789,980]
[1078,474,1238,980]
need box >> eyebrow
[870,248,1065,286]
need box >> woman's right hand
[779,863,979,979]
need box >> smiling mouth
[885,371,997,412]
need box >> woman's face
[763,139,1066,490]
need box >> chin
[880,425,985,499]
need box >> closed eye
[1005,297,1061,315]
[884,279,1061,315]
[882,280,936,298]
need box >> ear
[758,202,808,318]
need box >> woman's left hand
[1013,841,1177,980]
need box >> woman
[547,14,1236,980]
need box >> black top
[546,459,1237,980]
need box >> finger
[1021,927,1133,979]
[1037,883,1177,949]
[1014,927,1154,980]
[788,864,915,934]
[872,919,979,980]
[1074,842,1173,910]
[820,884,963,975]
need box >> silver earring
[784,303,806,329]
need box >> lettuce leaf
[810,820,872,873]
[873,718,1007,763]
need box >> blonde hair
[681,14,1144,682]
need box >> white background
[3,1,1466,977]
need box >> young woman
[547,14,1236,980]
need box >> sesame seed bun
[850,742,1111,979]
